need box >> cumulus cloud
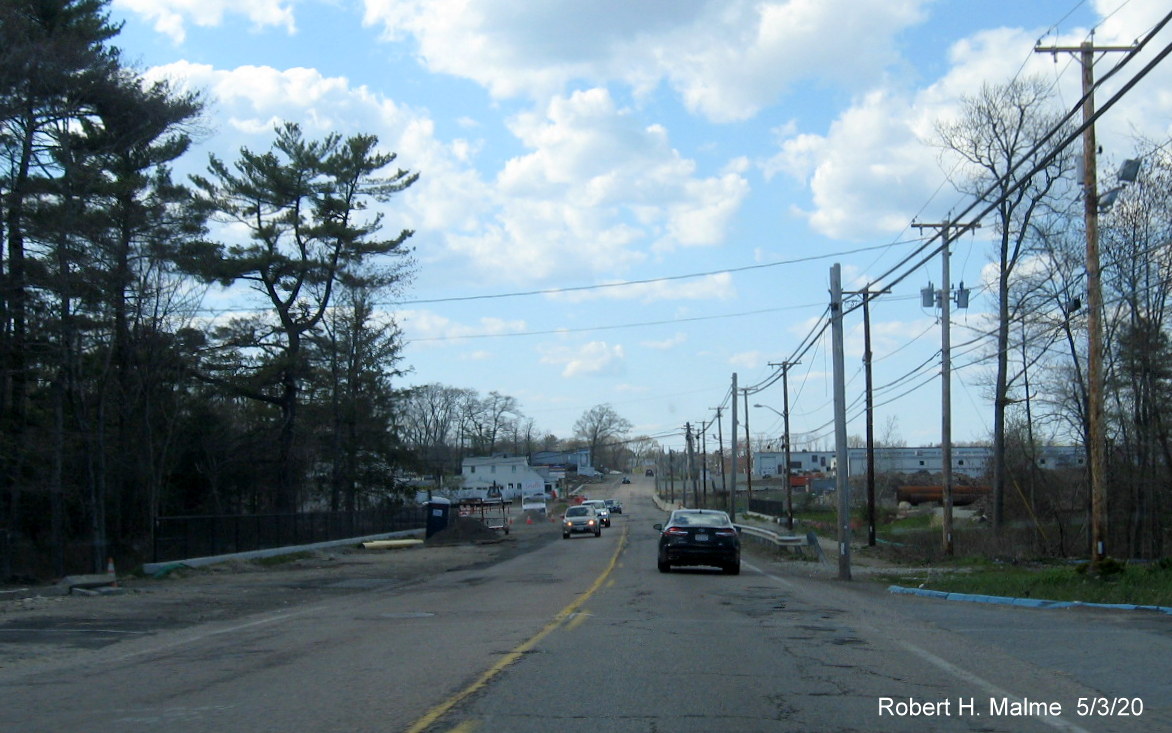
[362,0,929,121]
[115,0,296,43]
[396,309,527,344]
[540,340,626,377]
[142,62,746,299]
[641,333,688,350]
[451,88,749,282]
[762,2,1172,241]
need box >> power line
[397,240,922,306]
[406,302,823,342]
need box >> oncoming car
[654,509,740,574]
[580,499,611,527]
[562,505,602,538]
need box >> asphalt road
[1,476,1169,732]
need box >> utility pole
[842,288,889,546]
[768,361,799,530]
[712,406,726,498]
[742,388,753,505]
[685,422,697,508]
[730,373,739,521]
[830,264,851,581]
[668,448,675,504]
[1035,40,1133,573]
[915,218,977,557]
[699,418,709,507]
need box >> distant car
[645,469,654,476]
[621,476,631,484]
[563,505,602,538]
[654,509,740,574]
[604,499,623,514]
[581,499,611,527]
[521,494,547,514]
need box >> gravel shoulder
[0,515,560,673]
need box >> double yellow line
[404,526,628,733]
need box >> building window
[491,466,496,473]
[512,465,517,473]
[958,460,964,466]
[919,461,925,466]
[470,466,476,474]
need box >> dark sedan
[654,509,740,574]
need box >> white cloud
[143,63,746,296]
[396,309,527,344]
[641,333,687,350]
[767,89,952,240]
[763,1,1172,241]
[459,350,494,361]
[550,273,736,304]
[540,340,626,377]
[451,88,749,282]
[729,350,765,369]
[115,0,295,43]
[143,60,494,265]
[362,0,929,121]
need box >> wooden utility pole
[768,361,799,531]
[712,406,726,497]
[685,422,697,508]
[1035,40,1133,572]
[729,373,738,521]
[742,388,752,503]
[914,219,978,557]
[699,418,709,506]
[830,264,851,580]
[843,289,888,546]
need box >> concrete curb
[142,528,425,576]
[888,584,1172,615]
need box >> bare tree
[935,76,1075,531]
[573,403,633,470]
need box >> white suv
[581,499,611,527]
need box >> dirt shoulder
[0,515,560,673]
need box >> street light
[753,403,794,531]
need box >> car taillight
[714,529,737,537]
[664,526,689,536]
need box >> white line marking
[899,642,1093,732]
[750,559,1092,732]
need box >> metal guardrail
[734,524,827,563]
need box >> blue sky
[109,0,1172,452]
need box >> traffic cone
[106,557,118,587]
[526,515,533,525]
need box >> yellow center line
[404,525,628,733]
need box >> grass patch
[891,560,1172,607]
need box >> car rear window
[669,511,731,528]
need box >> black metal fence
[153,507,427,563]
[748,497,788,517]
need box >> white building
[531,448,595,477]
[460,456,548,500]
[752,445,1084,479]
